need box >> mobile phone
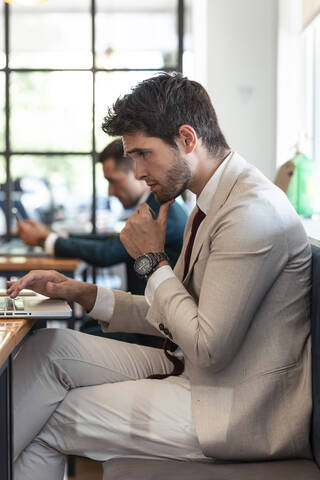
[12,207,23,222]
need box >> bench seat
[103,458,320,480]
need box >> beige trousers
[13,328,206,480]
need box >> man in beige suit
[8,73,312,480]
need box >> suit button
[168,332,173,339]
[159,323,165,331]
[164,327,169,335]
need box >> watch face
[134,255,153,277]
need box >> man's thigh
[15,327,172,388]
[37,376,205,462]
[14,328,173,459]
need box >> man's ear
[178,125,197,153]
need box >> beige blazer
[100,153,312,461]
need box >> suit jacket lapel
[182,153,248,284]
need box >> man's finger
[137,203,155,218]
[157,200,173,225]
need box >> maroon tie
[183,207,206,280]
[148,207,206,380]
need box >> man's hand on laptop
[18,219,50,247]
[6,270,97,312]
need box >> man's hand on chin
[120,200,173,258]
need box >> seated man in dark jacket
[18,139,188,345]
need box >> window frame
[1,0,185,240]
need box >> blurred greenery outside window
[1,0,188,238]
[11,72,93,152]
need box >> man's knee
[16,328,77,364]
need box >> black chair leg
[67,455,76,478]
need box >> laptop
[0,238,47,257]
[0,293,72,318]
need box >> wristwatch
[134,252,169,279]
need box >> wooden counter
[0,317,35,480]
[0,256,79,272]
[0,318,35,369]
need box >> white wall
[192,0,278,180]
[277,0,305,166]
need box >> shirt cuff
[145,265,176,306]
[44,232,58,255]
[88,286,115,324]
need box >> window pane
[10,0,92,68]
[96,0,178,69]
[95,71,156,151]
[11,155,93,232]
[0,4,4,69]
[11,72,93,152]
[0,73,5,151]
[0,156,6,236]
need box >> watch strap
[134,252,169,279]
[150,252,169,268]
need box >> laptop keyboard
[0,297,24,312]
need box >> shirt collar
[138,190,151,205]
[197,152,233,214]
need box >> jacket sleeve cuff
[44,232,58,255]
[88,285,115,325]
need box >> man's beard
[153,150,192,204]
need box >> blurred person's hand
[7,270,97,311]
[17,219,50,247]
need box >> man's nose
[133,159,147,181]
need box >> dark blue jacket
[54,193,188,295]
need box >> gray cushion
[103,458,320,480]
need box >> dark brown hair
[102,72,229,157]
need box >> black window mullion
[4,1,11,241]
[91,0,96,236]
